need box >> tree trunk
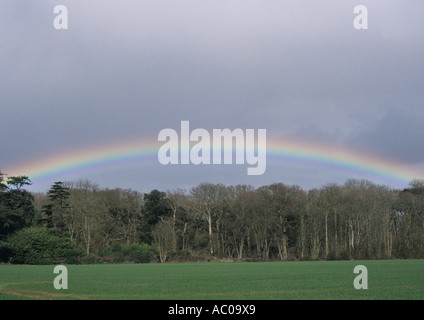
[325,213,329,258]
[207,211,213,255]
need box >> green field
[1,260,423,300]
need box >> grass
[0,260,423,300]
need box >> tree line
[1,170,424,264]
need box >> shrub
[326,251,337,261]
[168,249,191,262]
[124,243,154,263]
[0,241,13,263]
[81,254,101,264]
[337,251,350,261]
[97,242,154,263]
[7,227,83,264]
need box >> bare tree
[68,179,106,255]
[167,188,188,251]
[105,188,143,245]
[190,183,227,255]
[153,219,174,263]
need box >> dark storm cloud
[1,0,424,191]
[349,105,424,164]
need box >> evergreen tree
[141,190,171,243]
[0,174,35,239]
[43,181,71,235]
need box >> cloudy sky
[1,0,424,193]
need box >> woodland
[1,171,423,264]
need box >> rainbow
[266,139,423,188]
[4,136,424,190]
[5,139,159,187]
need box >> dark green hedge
[98,242,155,263]
[0,241,13,262]
[7,227,83,264]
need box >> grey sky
[1,0,423,193]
